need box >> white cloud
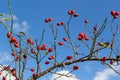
[50,70,79,80]
[0,52,12,63]
[0,65,16,80]
[8,15,30,33]
[94,65,120,80]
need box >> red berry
[30,68,35,72]
[102,57,107,62]
[7,32,11,38]
[30,40,34,45]
[45,61,49,65]
[61,22,64,25]
[115,12,119,16]
[66,56,72,60]
[48,55,54,60]
[85,37,89,41]
[73,13,79,17]
[63,37,67,41]
[11,52,16,56]
[111,10,115,16]
[10,37,16,43]
[31,48,35,54]
[44,18,49,23]
[27,38,31,43]
[71,9,75,14]
[113,15,118,19]
[93,26,97,31]
[23,54,27,59]
[68,11,72,15]
[58,42,64,46]
[33,73,38,77]
[49,17,52,22]
[73,65,79,70]
[84,19,88,23]
[2,77,6,80]
[37,45,41,51]
[110,60,114,65]
[78,36,82,40]
[57,22,61,26]
[116,55,120,59]
[48,47,53,52]
[42,44,47,50]
[14,43,19,48]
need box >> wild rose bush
[0,0,120,80]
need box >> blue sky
[0,0,120,80]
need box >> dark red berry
[73,66,79,70]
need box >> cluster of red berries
[78,32,89,41]
[68,9,79,17]
[57,22,65,26]
[44,55,54,65]
[44,17,52,23]
[7,32,19,48]
[111,10,120,19]
[27,38,34,45]
[37,44,47,51]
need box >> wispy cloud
[50,70,79,80]
[93,65,120,80]
[12,15,30,33]
[0,52,12,63]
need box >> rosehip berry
[10,37,16,43]
[115,12,120,16]
[68,11,72,15]
[63,37,67,41]
[7,32,11,38]
[58,42,64,46]
[33,73,38,77]
[14,43,19,48]
[61,22,64,25]
[78,36,82,40]
[110,60,114,65]
[11,52,16,56]
[66,56,72,60]
[37,45,41,51]
[23,54,27,59]
[85,37,89,41]
[71,9,75,14]
[30,68,35,72]
[31,48,35,54]
[57,22,61,26]
[73,65,79,70]
[48,47,53,52]
[48,55,54,60]
[45,61,49,65]
[30,40,34,45]
[73,13,78,17]
[2,77,6,80]
[44,18,49,23]
[111,10,115,16]
[27,38,31,43]
[49,17,52,22]
[93,26,97,31]
[102,57,107,62]
[84,19,88,23]
[113,15,118,19]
